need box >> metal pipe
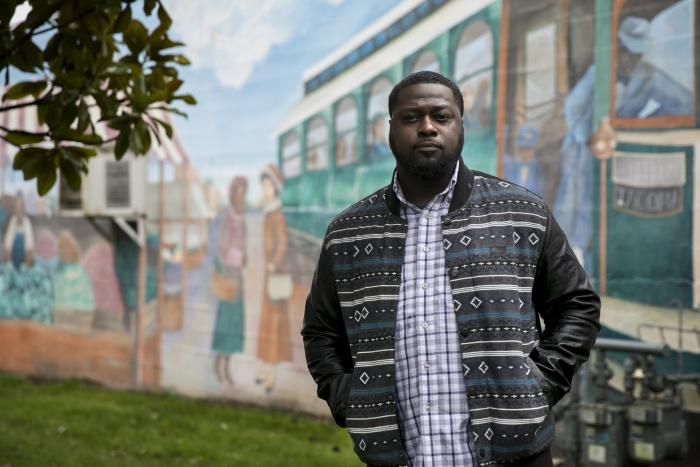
[594,337,670,356]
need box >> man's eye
[402,115,419,122]
[434,114,450,122]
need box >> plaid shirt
[393,164,474,467]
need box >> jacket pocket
[328,372,352,427]
[524,354,555,408]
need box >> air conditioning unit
[59,151,147,218]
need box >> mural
[1,0,699,421]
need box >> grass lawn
[0,373,363,467]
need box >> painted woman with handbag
[256,164,292,392]
[210,176,247,385]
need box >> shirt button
[442,218,452,226]
[422,283,428,289]
[424,362,430,370]
[425,404,431,412]
[422,321,429,329]
[422,245,429,252]
[425,212,431,219]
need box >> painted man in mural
[302,71,600,467]
[3,194,34,269]
[210,176,247,385]
[256,164,292,392]
[616,1,693,119]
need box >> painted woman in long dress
[256,164,291,392]
[211,177,247,385]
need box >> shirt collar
[392,162,460,212]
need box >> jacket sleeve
[301,239,353,427]
[530,207,601,406]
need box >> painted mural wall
[1,0,699,418]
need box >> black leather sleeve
[530,207,601,406]
[301,240,354,427]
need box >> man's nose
[418,116,438,136]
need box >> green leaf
[2,131,45,146]
[124,20,148,54]
[11,40,43,72]
[174,94,196,105]
[2,80,47,101]
[173,55,190,66]
[144,0,157,15]
[157,4,172,29]
[59,157,82,191]
[13,147,48,171]
[37,167,57,196]
[115,129,130,160]
[129,121,147,154]
[53,129,103,145]
[113,5,132,33]
[152,117,173,138]
[63,145,97,160]
[76,101,90,134]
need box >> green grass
[0,373,363,467]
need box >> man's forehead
[395,83,457,108]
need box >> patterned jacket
[302,161,600,466]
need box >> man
[302,71,600,467]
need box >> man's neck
[396,163,456,209]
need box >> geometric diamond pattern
[354,310,362,322]
[453,299,462,311]
[361,307,369,319]
[470,296,482,309]
[365,243,374,254]
[485,428,494,440]
[499,181,510,188]
[353,245,360,257]
[528,233,539,245]
[460,235,472,247]
[479,361,489,374]
[360,372,370,385]
[513,231,521,244]
[443,239,452,250]
[519,297,524,309]
[524,363,531,376]
[463,364,470,376]
[359,438,367,451]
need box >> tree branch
[0,125,49,137]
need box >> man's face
[389,83,464,180]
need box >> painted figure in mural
[211,176,247,385]
[3,194,34,269]
[502,124,546,197]
[0,193,52,323]
[302,71,600,467]
[553,65,595,268]
[368,114,391,159]
[256,164,292,392]
[53,231,95,332]
[616,0,693,119]
[461,78,490,131]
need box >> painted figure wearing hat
[211,176,247,385]
[256,164,292,392]
[616,1,693,119]
[503,123,546,197]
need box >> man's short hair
[388,71,464,117]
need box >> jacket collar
[385,158,474,217]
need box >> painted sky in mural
[162,0,402,201]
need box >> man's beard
[389,129,464,180]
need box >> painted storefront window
[366,77,393,159]
[335,97,358,167]
[281,133,301,178]
[305,117,329,172]
[454,20,494,131]
[411,50,440,73]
